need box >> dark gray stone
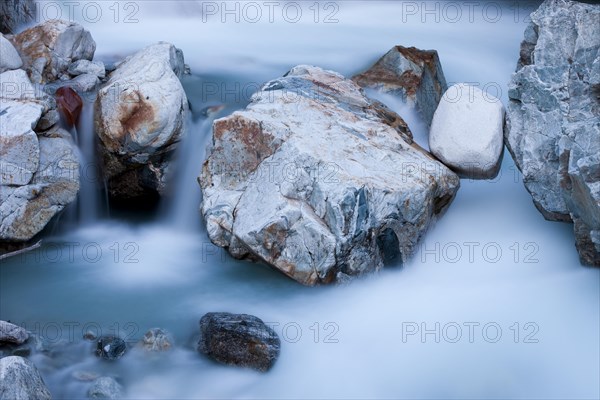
[95,336,127,361]
[197,312,280,372]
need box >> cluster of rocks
[1,15,190,254]
[1,24,81,246]
[1,313,280,399]
[505,0,600,266]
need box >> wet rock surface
[197,312,280,372]
[95,336,127,361]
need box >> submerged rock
[95,42,188,203]
[0,34,23,73]
[429,83,505,179]
[504,0,600,266]
[0,321,29,345]
[87,377,122,399]
[0,0,36,34]
[198,312,280,372]
[200,65,459,285]
[353,45,448,126]
[140,328,173,352]
[0,356,52,400]
[11,20,96,83]
[95,336,127,361]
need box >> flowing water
[1,1,599,399]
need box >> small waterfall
[74,100,105,225]
[167,118,214,231]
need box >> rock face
[1,69,80,243]
[95,42,188,203]
[95,336,127,361]
[87,377,122,399]
[11,20,96,83]
[0,321,29,345]
[0,0,36,34]
[429,83,505,179]
[200,65,459,285]
[198,312,280,372]
[353,46,448,126]
[504,0,600,266]
[0,34,23,73]
[0,356,52,400]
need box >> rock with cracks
[200,65,459,285]
[504,0,600,266]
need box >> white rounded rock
[429,83,505,179]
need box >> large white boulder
[200,65,459,285]
[95,42,188,202]
[429,83,505,179]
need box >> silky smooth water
[1,1,599,399]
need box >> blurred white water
[1,1,598,399]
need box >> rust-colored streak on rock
[55,87,82,127]
[120,94,156,139]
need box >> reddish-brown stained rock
[55,86,82,126]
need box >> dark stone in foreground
[197,312,280,372]
[95,336,127,361]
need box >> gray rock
[140,328,173,352]
[0,100,42,186]
[95,336,127,361]
[429,83,505,179]
[200,65,459,285]
[95,42,188,202]
[198,312,280,372]
[68,60,105,79]
[0,356,51,400]
[0,126,80,241]
[353,45,448,126]
[0,34,22,73]
[35,109,59,132]
[0,0,36,34]
[0,321,29,345]
[504,0,600,266]
[11,20,96,83]
[87,377,122,399]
